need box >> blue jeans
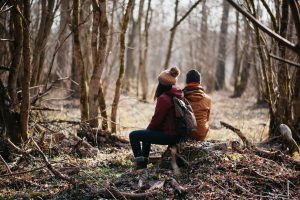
[129,129,182,158]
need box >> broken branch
[220,121,253,149]
[269,53,300,68]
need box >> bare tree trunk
[136,0,145,98]
[293,68,300,140]
[8,1,23,112]
[89,0,109,128]
[111,0,135,133]
[31,0,55,88]
[232,17,251,98]
[274,0,290,127]
[80,0,92,80]
[73,0,89,121]
[124,11,138,93]
[231,11,239,87]
[71,40,80,98]
[163,0,179,69]
[199,0,208,70]
[98,86,108,130]
[56,0,71,83]
[140,0,152,101]
[20,0,31,142]
[214,0,230,90]
[102,0,117,96]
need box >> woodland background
[0,0,300,199]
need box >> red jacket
[147,86,183,135]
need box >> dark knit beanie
[186,69,201,84]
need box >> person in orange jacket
[183,69,212,141]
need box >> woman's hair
[154,83,172,100]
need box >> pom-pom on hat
[158,67,180,86]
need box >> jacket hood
[165,85,184,99]
[183,85,205,102]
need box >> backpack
[173,97,197,136]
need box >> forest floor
[1,91,300,199]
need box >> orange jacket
[183,83,211,141]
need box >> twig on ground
[0,154,12,174]
[31,139,75,184]
[96,185,159,200]
[6,139,34,161]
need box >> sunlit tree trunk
[89,0,109,128]
[140,0,152,101]
[20,0,31,142]
[214,0,230,90]
[102,0,117,96]
[136,0,145,98]
[73,0,89,121]
[111,0,135,133]
[163,0,179,69]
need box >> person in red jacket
[129,67,183,169]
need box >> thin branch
[259,0,277,32]
[269,53,300,68]
[0,154,12,174]
[170,0,203,31]
[0,38,14,42]
[0,5,13,14]
[226,0,299,53]
[6,139,34,160]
